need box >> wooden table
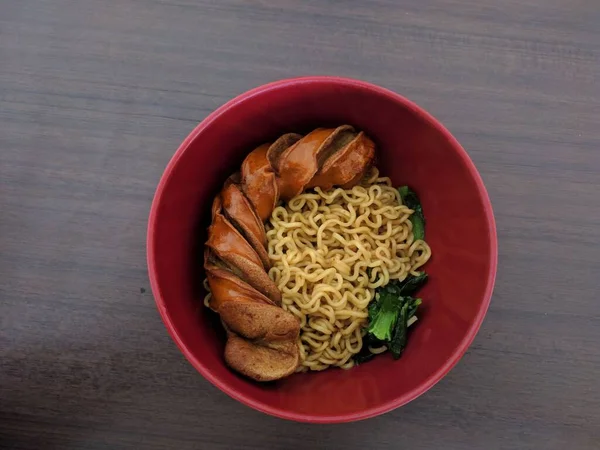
[2,1,599,448]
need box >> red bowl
[147,77,497,423]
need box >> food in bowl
[148,76,497,421]
[203,125,432,381]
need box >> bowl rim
[147,76,498,423]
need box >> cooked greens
[353,333,385,364]
[399,186,425,240]
[388,297,422,359]
[367,285,403,341]
[355,274,427,363]
[397,272,428,296]
[367,278,425,341]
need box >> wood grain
[1,0,599,449]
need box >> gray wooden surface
[1,1,599,449]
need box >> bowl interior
[148,78,496,422]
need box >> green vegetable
[353,350,376,365]
[353,333,385,364]
[407,297,422,319]
[389,297,421,359]
[399,186,425,240]
[366,274,427,342]
[389,302,409,359]
[354,275,427,364]
[365,292,422,360]
[367,287,403,341]
[397,273,428,296]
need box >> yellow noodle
[266,168,432,372]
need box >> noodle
[266,168,431,371]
